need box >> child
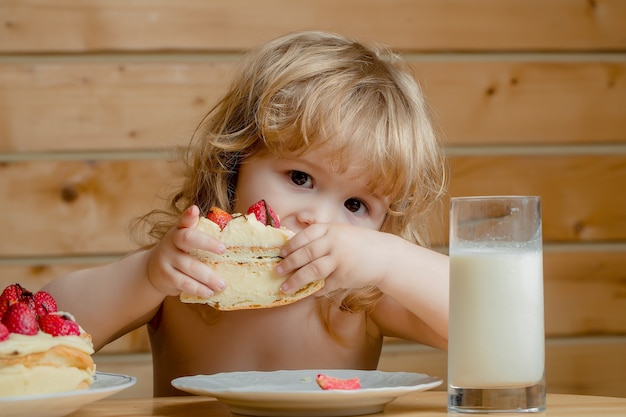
[43,31,449,396]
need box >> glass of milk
[448,196,545,413]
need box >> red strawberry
[1,303,38,335]
[316,374,362,390]
[0,283,25,304]
[206,206,233,230]
[0,323,9,341]
[247,200,280,228]
[0,297,10,321]
[38,314,80,337]
[34,291,58,317]
[0,283,25,318]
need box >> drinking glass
[448,196,546,413]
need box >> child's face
[233,148,389,233]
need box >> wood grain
[0,158,179,256]
[66,392,626,416]
[1,60,625,152]
[379,338,626,398]
[442,154,626,243]
[1,0,625,52]
[544,250,626,336]
[0,61,234,152]
[1,246,625,339]
[1,155,625,255]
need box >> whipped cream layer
[198,213,294,245]
[191,214,293,262]
[0,332,94,357]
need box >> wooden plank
[433,154,626,244]
[0,61,234,152]
[0,263,80,293]
[1,59,625,153]
[1,0,625,52]
[1,251,624,337]
[0,158,179,256]
[378,337,626,398]
[544,337,626,397]
[414,60,626,146]
[543,250,626,336]
[1,155,625,256]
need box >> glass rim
[450,195,540,202]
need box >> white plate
[172,369,442,416]
[0,371,136,417]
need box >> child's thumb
[178,205,201,229]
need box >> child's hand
[277,223,394,294]
[146,205,226,298]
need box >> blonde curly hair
[136,31,447,313]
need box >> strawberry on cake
[180,200,325,310]
[0,284,95,397]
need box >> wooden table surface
[67,391,626,416]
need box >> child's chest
[149,296,383,395]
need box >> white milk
[448,248,545,388]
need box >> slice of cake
[180,200,325,310]
[0,284,95,397]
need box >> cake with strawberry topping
[0,283,95,397]
[180,200,325,310]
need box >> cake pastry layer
[180,213,324,310]
[0,332,95,397]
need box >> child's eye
[344,198,367,215]
[290,170,313,188]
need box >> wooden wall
[1,0,625,398]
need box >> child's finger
[171,226,225,255]
[280,256,333,295]
[174,259,226,297]
[280,223,327,257]
[178,205,201,229]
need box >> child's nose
[296,203,337,226]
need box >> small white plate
[0,371,136,417]
[172,369,442,416]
